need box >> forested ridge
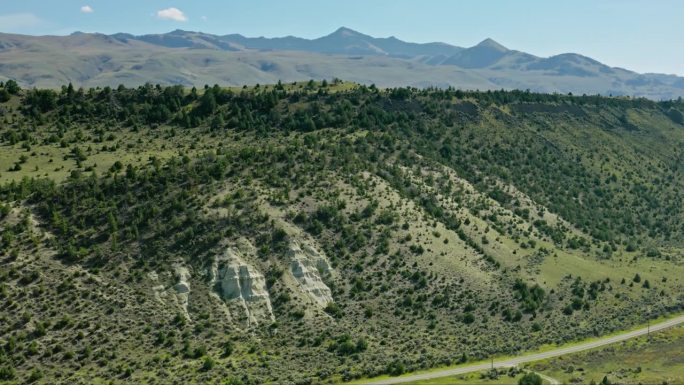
[0,80,683,384]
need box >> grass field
[400,372,531,385]
[396,325,684,385]
[529,325,684,385]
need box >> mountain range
[1,27,683,99]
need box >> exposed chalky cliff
[288,240,334,307]
[209,238,274,327]
[172,265,192,321]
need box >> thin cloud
[0,13,44,31]
[156,7,188,22]
[80,5,94,14]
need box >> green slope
[0,81,683,384]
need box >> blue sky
[1,0,682,75]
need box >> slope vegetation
[0,81,683,384]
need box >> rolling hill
[0,81,683,384]
[1,27,684,99]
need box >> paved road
[362,314,684,384]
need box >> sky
[0,0,682,75]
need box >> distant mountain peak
[441,37,511,69]
[170,29,192,35]
[475,38,508,51]
[3,28,683,98]
[329,26,364,38]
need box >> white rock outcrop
[173,264,192,321]
[288,240,334,307]
[210,238,274,327]
[147,271,168,305]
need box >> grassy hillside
[0,80,683,384]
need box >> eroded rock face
[210,238,274,327]
[147,271,168,305]
[173,265,192,321]
[288,240,334,307]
